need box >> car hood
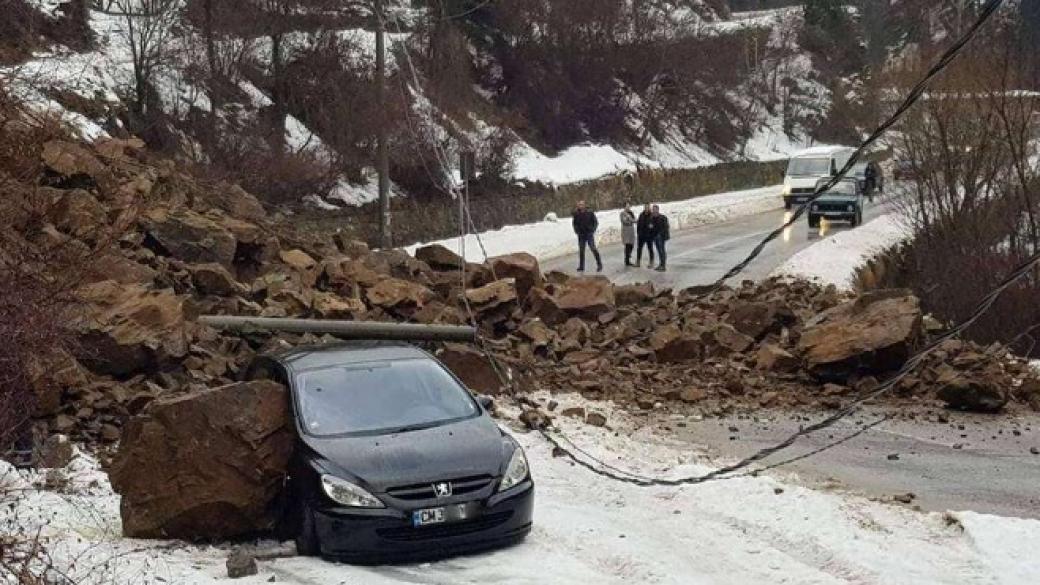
[816,192,858,203]
[301,415,507,492]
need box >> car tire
[784,200,792,211]
[808,214,820,229]
[295,500,320,556]
[852,209,862,227]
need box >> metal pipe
[198,316,476,343]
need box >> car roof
[793,145,853,158]
[267,341,432,372]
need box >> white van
[781,146,856,209]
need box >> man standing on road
[620,203,636,267]
[636,203,655,267]
[650,204,670,272]
[572,200,603,272]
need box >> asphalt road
[542,191,895,290]
[676,408,1040,519]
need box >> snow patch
[5,398,1040,584]
[771,213,912,291]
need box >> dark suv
[246,342,534,562]
[807,177,864,228]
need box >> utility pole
[375,0,392,249]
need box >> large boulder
[650,324,701,363]
[488,253,543,300]
[726,301,786,340]
[48,189,107,238]
[72,281,189,377]
[144,209,237,268]
[415,244,465,272]
[109,380,294,540]
[525,287,567,326]
[189,263,244,296]
[555,276,615,318]
[464,279,517,312]
[797,290,922,379]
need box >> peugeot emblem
[433,482,453,498]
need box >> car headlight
[321,475,384,508]
[782,185,791,196]
[498,447,530,493]
[811,203,819,211]
[847,204,855,212]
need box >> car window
[830,180,859,195]
[297,358,479,437]
[787,158,831,176]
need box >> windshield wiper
[388,422,441,434]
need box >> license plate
[412,502,475,527]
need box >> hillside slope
[4,0,829,209]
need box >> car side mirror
[477,395,494,411]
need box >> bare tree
[93,0,182,120]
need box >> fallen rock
[556,276,615,318]
[189,263,243,296]
[49,189,107,238]
[210,184,267,222]
[42,140,106,178]
[311,292,366,319]
[586,412,608,427]
[651,324,701,363]
[144,209,237,267]
[756,344,800,373]
[415,244,465,272]
[279,249,317,273]
[72,282,189,377]
[517,318,555,351]
[615,283,654,306]
[727,301,783,340]
[226,551,258,579]
[464,278,518,313]
[109,380,293,540]
[937,375,1008,413]
[488,253,543,300]
[798,290,922,379]
[365,278,434,310]
[526,287,567,325]
[437,343,504,394]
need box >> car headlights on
[498,447,530,492]
[320,475,384,508]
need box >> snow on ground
[4,395,1040,584]
[771,213,912,291]
[405,185,784,262]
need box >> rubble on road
[10,129,1040,542]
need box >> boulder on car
[109,380,294,540]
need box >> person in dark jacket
[650,204,670,271]
[572,200,603,272]
[635,203,655,267]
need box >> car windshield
[297,358,479,437]
[823,179,858,196]
[787,157,831,176]
[852,162,868,176]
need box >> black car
[246,342,534,562]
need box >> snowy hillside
[2,1,829,209]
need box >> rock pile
[13,130,1040,540]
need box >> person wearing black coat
[650,204,670,271]
[571,200,603,272]
[635,204,655,267]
